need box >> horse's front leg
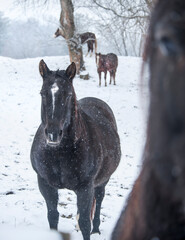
[90,43,93,57]
[98,71,101,86]
[76,184,94,240]
[91,183,107,234]
[104,71,107,87]
[86,44,90,57]
[37,175,59,229]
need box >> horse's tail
[94,35,97,54]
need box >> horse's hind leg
[37,175,59,229]
[109,71,113,85]
[85,48,89,57]
[91,182,107,234]
[86,43,90,57]
[113,71,116,85]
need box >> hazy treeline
[74,0,152,56]
[0,0,151,58]
[0,13,68,59]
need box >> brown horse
[112,0,185,240]
[31,60,121,240]
[96,53,118,87]
[54,28,97,57]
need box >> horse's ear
[65,62,76,82]
[55,28,59,34]
[39,59,50,78]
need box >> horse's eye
[155,25,180,57]
[158,36,178,56]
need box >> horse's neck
[68,100,86,142]
[75,106,87,141]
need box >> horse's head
[146,0,185,132]
[54,28,61,38]
[95,53,101,68]
[143,0,185,191]
[39,60,76,147]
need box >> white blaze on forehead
[51,82,59,118]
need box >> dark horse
[112,1,185,240]
[96,53,118,87]
[31,60,121,240]
[54,28,97,57]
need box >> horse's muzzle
[44,128,62,147]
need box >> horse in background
[31,60,121,240]
[54,28,97,57]
[80,32,97,57]
[112,0,185,239]
[96,53,118,87]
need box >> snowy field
[0,55,148,240]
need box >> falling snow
[0,55,148,239]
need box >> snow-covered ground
[0,55,148,239]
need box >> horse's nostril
[59,130,63,136]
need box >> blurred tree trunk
[59,0,85,74]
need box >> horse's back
[106,53,118,70]
[79,97,117,131]
[86,32,96,40]
[80,32,96,43]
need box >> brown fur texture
[112,1,185,239]
[96,53,118,86]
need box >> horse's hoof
[91,229,101,235]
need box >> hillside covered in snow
[0,55,148,240]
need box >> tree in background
[0,17,68,59]
[74,0,153,56]
[10,0,154,58]
[59,0,84,73]
[17,0,84,73]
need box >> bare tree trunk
[59,0,84,74]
